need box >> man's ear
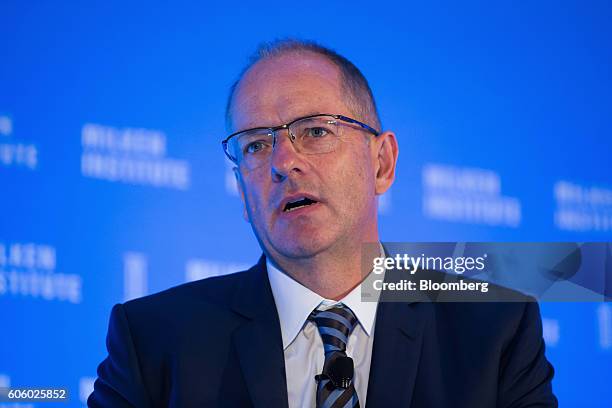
[233,167,250,223]
[372,131,399,195]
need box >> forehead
[231,51,350,131]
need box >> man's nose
[270,129,303,182]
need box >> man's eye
[244,140,269,154]
[306,127,330,138]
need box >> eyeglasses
[222,113,380,170]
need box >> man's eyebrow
[300,110,326,118]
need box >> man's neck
[268,238,381,300]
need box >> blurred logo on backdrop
[542,318,560,347]
[123,252,148,302]
[555,180,612,232]
[79,376,95,404]
[422,163,521,227]
[81,123,191,190]
[0,115,38,170]
[378,190,392,215]
[599,304,612,349]
[0,242,82,303]
[224,158,239,196]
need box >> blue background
[1,1,611,406]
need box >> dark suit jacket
[88,255,557,407]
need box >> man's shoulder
[131,269,248,306]
[118,263,261,328]
[394,268,540,344]
[426,273,541,348]
[431,270,535,319]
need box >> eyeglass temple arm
[335,115,380,136]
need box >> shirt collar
[266,245,383,350]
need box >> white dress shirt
[266,259,381,408]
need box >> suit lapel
[231,256,289,408]
[365,268,432,408]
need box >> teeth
[287,203,307,212]
[284,197,316,212]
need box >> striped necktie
[310,304,360,408]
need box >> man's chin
[269,235,334,260]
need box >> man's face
[230,52,384,260]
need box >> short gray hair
[225,38,382,133]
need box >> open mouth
[283,197,318,212]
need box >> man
[89,39,557,407]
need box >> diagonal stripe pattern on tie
[310,304,360,408]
